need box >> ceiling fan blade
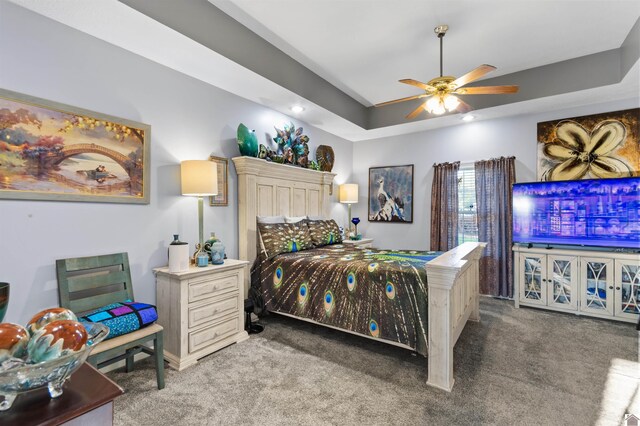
[452,64,496,88]
[406,102,427,120]
[456,99,473,114]
[456,85,519,95]
[399,79,433,91]
[375,93,429,107]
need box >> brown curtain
[474,156,516,298]
[430,161,459,251]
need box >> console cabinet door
[614,259,640,320]
[547,255,578,311]
[519,254,547,306]
[580,257,614,316]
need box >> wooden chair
[56,253,165,390]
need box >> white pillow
[284,216,307,223]
[257,215,285,224]
[307,215,324,221]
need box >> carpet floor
[109,298,638,425]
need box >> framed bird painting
[368,165,414,223]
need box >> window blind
[458,167,478,243]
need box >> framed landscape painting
[368,164,413,223]
[537,108,639,181]
[0,88,150,203]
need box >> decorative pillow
[307,219,343,247]
[79,301,158,340]
[284,216,307,223]
[257,215,285,224]
[258,221,314,258]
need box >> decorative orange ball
[27,320,88,363]
[27,308,77,335]
[0,323,30,362]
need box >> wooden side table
[0,363,123,426]
[342,238,374,248]
[154,260,250,371]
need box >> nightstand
[154,259,249,371]
[342,238,374,248]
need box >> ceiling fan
[375,25,519,119]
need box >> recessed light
[462,114,475,122]
[290,105,305,113]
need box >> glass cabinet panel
[581,258,613,315]
[519,255,546,305]
[548,256,577,310]
[615,260,640,319]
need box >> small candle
[196,253,209,267]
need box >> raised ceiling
[213,0,640,106]
[5,0,640,141]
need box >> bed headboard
[233,156,336,294]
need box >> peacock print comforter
[253,244,441,356]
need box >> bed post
[425,242,486,391]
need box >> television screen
[512,177,640,249]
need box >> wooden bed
[233,156,485,391]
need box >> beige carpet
[109,298,638,425]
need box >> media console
[513,245,640,323]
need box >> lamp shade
[181,160,218,196]
[339,183,358,204]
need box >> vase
[351,217,361,240]
[0,282,8,323]
[168,235,189,272]
[237,123,259,157]
[316,145,335,172]
[210,240,225,265]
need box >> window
[458,166,478,243]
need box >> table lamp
[339,183,358,235]
[181,160,218,266]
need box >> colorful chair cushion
[307,219,343,247]
[258,221,314,259]
[79,301,158,340]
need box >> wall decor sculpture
[368,165,413,223]
[0,88,150,203]
[537,108,639,181]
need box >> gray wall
[352,98,639,250]
[0,4,353,324]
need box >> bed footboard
[425,242,486,391]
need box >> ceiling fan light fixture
[443,94,460,111]
[425,94,459,115]
[425,96,444,115]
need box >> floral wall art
[537,108,639,181]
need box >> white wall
[0,3,353,324]
[352,98,639,250]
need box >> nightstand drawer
[188,294,239,329]
[188,273,239,303]
[188,316,239,353]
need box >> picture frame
[209,155,228,206]
[368,164,413,223]
[0,88,150,204]
[537,108,639,181]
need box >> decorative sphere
[27,320,88,363]
[27,308,78,335]
[0,323,30,363]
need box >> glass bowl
[0,322,109,411]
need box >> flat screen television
[512,177,640,249]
